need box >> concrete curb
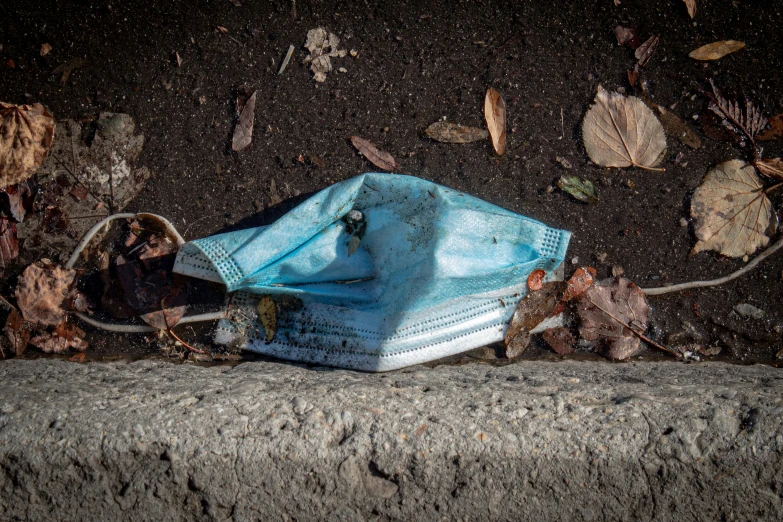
[1,359,782,521]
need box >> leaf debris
[690,159,772,258]
[582,86,666,171]
[350,136,399,171]
[577,278,650,360]
[557,175,599,204]
[634,35,660,67]
[0,102,56,188]
[232,90,257,152]
[484,88,506,155]
[424,121,488,143]
[689,40,745,61]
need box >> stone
[733,303,765,320]
[0,359,782,521]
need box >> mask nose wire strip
[65,213,228,333]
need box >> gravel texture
[1,358,782,521]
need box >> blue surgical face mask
[173,173,570,371]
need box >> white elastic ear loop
[66,213,227,333]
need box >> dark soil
[2,0,782,364]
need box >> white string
[67,213,227,332]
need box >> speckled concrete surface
[1,359,782,521]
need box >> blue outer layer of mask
[173,173,570,371]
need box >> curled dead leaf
[634,35,660,67]
[0,102,56,188]
[484,88,506,155]
[40,43,53,56]
[3,310,30,356]
[232,90,257,152]
[577,278,650,360]
[527,269,546,291]
[504,282,564,358]
[755,158,783,180]
[691,160,772,258]
[563,266,596,302]
[582,86,666,170]
[0,217,19,275]
[683,0,696,18]
[16,259,82,326]
[689,40,745,61]
[424,121,488,143]
[350,136,399,171]
[30,321,88,354]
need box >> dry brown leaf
[40,43,53,56]
[424,121,488,143]
[16,259,80,326]
[755,158,783,180]
[0,102,56,188]
[635,35,660,67]
[582,86,666,170]
[30,322,88,354]
[504,281,564,358]
[484,88,506,155]
[689,40,745,61]
[3,309,30,356]
[614,26,639,48]
[526,269,546,291]
[707,81,767,143]
[655,105,702,149]
[0,217,19,275]
[691,159,772,258]
[232,90,256,152]
[258,295,276,341]
[577,278,650,360]
[757,113,783,141]
[350,136,399,171]
[542,327,575,355]
[683,0,696,18]
[52,57,85,84]
[562,266,596,302]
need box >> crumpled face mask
[173,173,570,371]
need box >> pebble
[733,303,765,320]
[291,397,312,415]
[679,217,688,227]
[571,257,579,265]
[338,67,347,73]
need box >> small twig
[643,235,783,296]
[278,44,295,75]
[126,240,148,257]
[587,297,682,358]
[635,163,665,172]
[168,328,208,355]
[766,182,783,194]
[0,293,17,311]
[182,212,221,239]
[560,107,564,139]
